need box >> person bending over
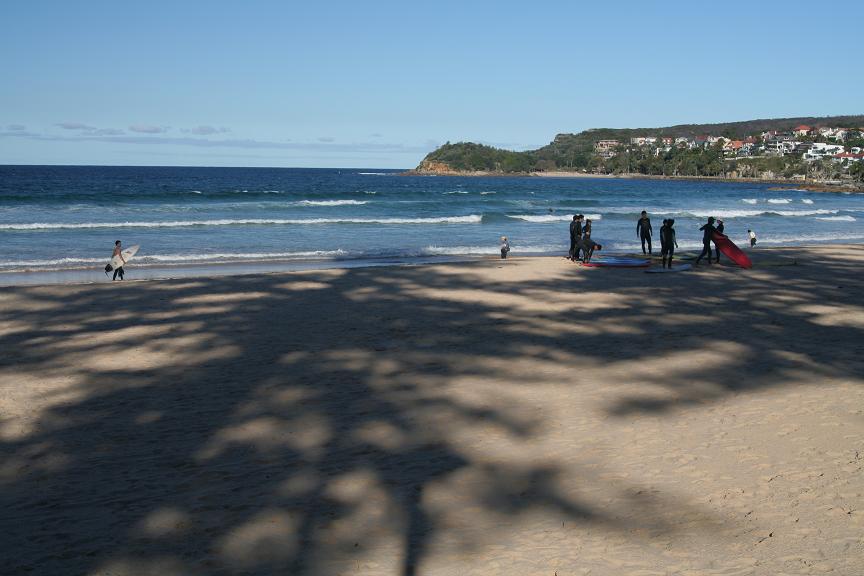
[694,217,716,266]
[636,211,653,254]
[580,236,602,263]
[661,219,679,268]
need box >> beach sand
[1,245,862,575]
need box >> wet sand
[1,245,862,575]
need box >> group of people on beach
[567,214,603,263]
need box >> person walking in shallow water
[694,217,716,266]
[636,211,653,254]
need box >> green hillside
[417,115,864,176]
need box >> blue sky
[2,0,862,168]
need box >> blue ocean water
[0,165,862,272]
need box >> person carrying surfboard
[694,217,716,266]
[714,219,725,263]
[636,211,653,255]
[111,240,126,281]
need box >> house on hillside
[832,152,864,165]
[803,142,845,161]
[594,139,620,159]
[630,136,657,146]
[723,140,744,156]
[794,125,812,137]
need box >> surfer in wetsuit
[111,240,126,281]
[636,211,653,255]
[714,219,725,263]
[661,219,678,268]
[568,215,582,260]
[694,217,716,266]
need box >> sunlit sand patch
[197,413,332,461]
[173,291,271,305]
[135,507,190,538]
[217,510,301,570]
[275,280,331,291]
[798,303,864,328]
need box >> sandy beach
[1,245,862,575]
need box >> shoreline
[0,242,840,287]
[402,168,864,193]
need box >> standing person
[111,240,126,281]
[583,218,592,238]
[568,215,582,260]
[714,218,725,263]
[748,229,757,247]
[636,211,653,254]
[500,236,510,259]
[694,217,716,266]
[661,219,679,268]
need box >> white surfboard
[107,245,139,270]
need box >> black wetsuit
[714,221,725,262]
[636,217,652,254]
[579,236,598,262]
[695,222,716,265]
[569,219,583,260]
[661,225,676,267]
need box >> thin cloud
[7,124,26,131]
[317,137,335,143]
[93,128,125,136]
[0,130,431,154]
[181,125,230,136]
[129,124,170,134]
[56,122,96,130]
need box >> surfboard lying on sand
[581,256,650,268]
[106,245,139,272]
[645,263,692,273]
[712,233,752,268]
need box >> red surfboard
[712,232,752,269]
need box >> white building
[803,142,845,161]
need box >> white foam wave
[815,215,856,222]
[802,199,814,204]
[0,215,483,230]
[507,214,602,223]
[480,191,497,195]
[768,198,791,204]
[422,244,563,255]
[358,172,386,175]
[741,198,758,204]
[443,190,469,195]
[685,209,837,218]
[0,251,350,269]
[292,200,368,206]
[363,191,377,194]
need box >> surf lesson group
[563,210,754,271]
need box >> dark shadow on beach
[0,245,862,575]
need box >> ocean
[1,165,862,281]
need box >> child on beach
[500,236,510,259]
[748,229,757,247]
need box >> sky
[2,0,862,168]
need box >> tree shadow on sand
[0,245,862,575]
